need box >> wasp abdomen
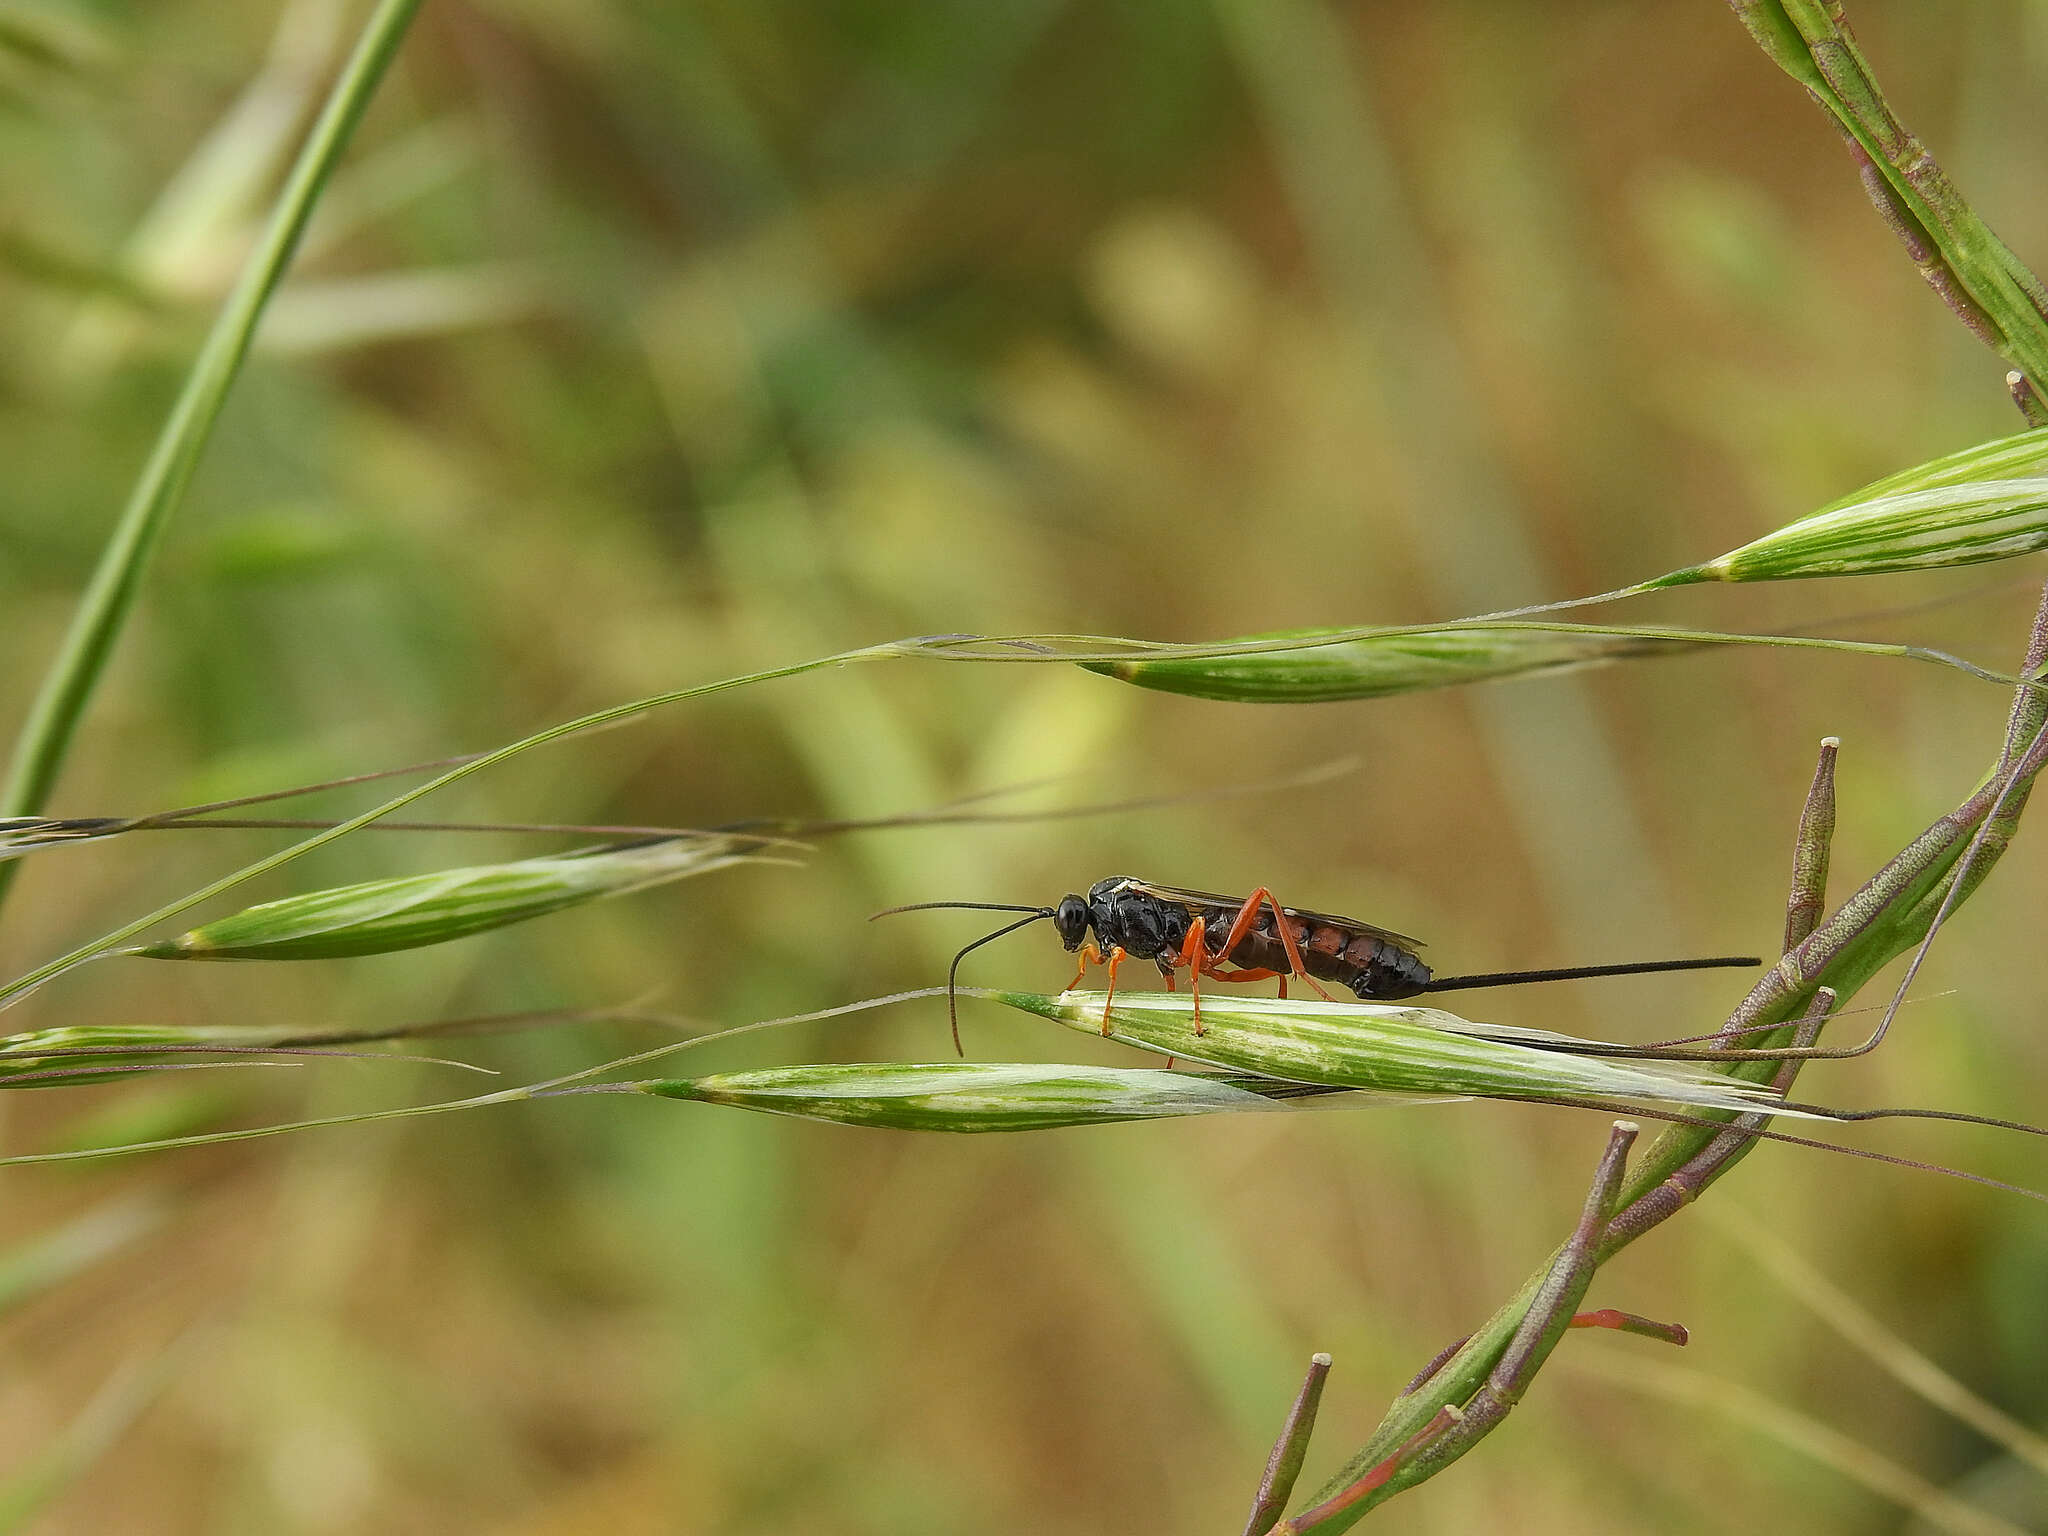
[1204,913,1430,999]
[1339,934,1431,1000]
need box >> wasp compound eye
[1054,895,1089,949]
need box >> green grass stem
[0,0,425,906]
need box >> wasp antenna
[944,911,1056,1055]
[869,900,1052,922]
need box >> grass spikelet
[1077,624,1695,703]
[997,991,1814,1119]
[131,837,761,961]
[640,1061,1356,1132]
[897,622,2013,697]
[1821,428,2048,503]
[1653,469,2048,586]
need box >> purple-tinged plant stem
[1724,0,2048,391]
[1242,1355,1333,1536]
[2008,372,2048,429]
[1783,740,1838,952]
[1284,578,2048,1526]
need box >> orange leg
[1171,916,1210,1034]
[1099,945,1129,1034]
[1208,887,1337,1001]
[1067,939,1104,992]
[1201,965,1282,984]
[1187,960,1287,1024]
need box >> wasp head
[1053,894,1090,950]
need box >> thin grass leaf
[45,1085,241,1155]
[0,757,1338,861]
[0,992,947,1166]
[997,991,1813,1119]
[0,1085,531,1167]
[131,836,761,961]
[0,590,2021,1008]
[1652,477,2048,586]
[0,647,895,1007]
[0,0,424,904]
[640,1061,1372,1132]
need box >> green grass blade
[0,1085,534,1168]
[0,0,425,903]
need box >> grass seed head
[133,836,760,961]
[1658,431,2048,584]
[1000,991,1809,1118]
[1082,625,1694,703]
[643,1061,1327,1131]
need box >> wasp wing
[1117,878,1427,952]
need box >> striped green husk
[0,1017,419,1081]
[1822,428,2048,504]
[1656,469,2048,585]
[998,991,1813,1118]
[1079,624,1692,703]
[0,1023,236,1088]
[0,1022,297,1061]
[0,1020,342,1089]
[643,1061,1354,1131]
[133,836,757,960]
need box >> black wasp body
[875,878,1758,1049]
[1055,876,1432,1001]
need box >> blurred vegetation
[2,0,2047,1531]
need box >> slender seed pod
[132,837,760,961]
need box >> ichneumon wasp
[877,876,1760,1051]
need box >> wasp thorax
[1053,895,1090,949]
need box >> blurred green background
[2,0,2047,1530]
